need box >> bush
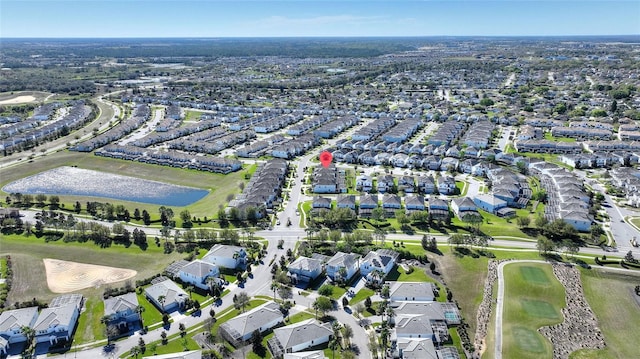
[318,285,334,297]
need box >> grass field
[501,263,565,359]
[432,249,489,340]
[569,269,640,359]
[0,150,250,218]
[0,234,184,303]
[349,288,375,305]
[73,297,105,345]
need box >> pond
[2,166,209,206]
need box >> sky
[1,0,639,38]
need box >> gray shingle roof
[0,306,38,332]
[104,292,139,316]
[220,301,283,340]
[179,260,218,278]
[273,319,333,350]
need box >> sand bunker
[43,258,137,293]
[0,95,36,105]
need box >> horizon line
[2,34,640,40]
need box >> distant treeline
[1,38,415,59]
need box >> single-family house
[382,194,402,216]
[219,301,284,347]
[144,279,189,313]
[288,256,324,283]
[0,307,39,354]
[358,194,379,218]
[437,176,456,195]
[377,175,395,193]
[473,194,507,214]
[178,260,221,291]
[398,176,415,193]
[404,195,426,212]
[394,337,440,359]
[325,252,360,282]
[202,244,247,270]
[392,301,462,326]
[312,196,332,210]
[336,195,356,210]
[393,315,436,342]
[428,198,450,221]
[356,175,373,192]
[416,176,436,194]
[562,211,593,232]
[103,292,141,330]
[283,351,328,359]
[34,295,83,345]
[360,249,399,281]
[451,197,480,220]
[388,282,437,302]
[268,319,333,356]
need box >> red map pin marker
[319,151,333,168]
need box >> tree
[373,227,387,247]
[381,284,390,299]
[342,324,354,347]
[516,216,531,228]
[318,284,334,297]
[480,98,494,106]
[354,303,365,318]
[625,251,637,263]
[160,330,168,344]
[313,296,333,319]
[138,337,146,353]
[590,224,604,242]
[562,239,580,259]
[21,326,35,356]
[371,207,385,224]
[277,285,292,300]
[35,194,47,206]
[130,346,141,359]
[234,291,250,312]
[537,237,555,255]
[535,215,549,229]
[186,285,195,298]
[180,209,192,227]
[543,219,577,241]
[271,281,279,301]
[364,296,372,309]
[462,214,483,234]
[136,305,145,327]
[329,337,340,359]
[251,329,266,357]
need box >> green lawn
[73,297,106,345]
[0,256,7,278]
[433,249,489,339]
[349,288,375,305]
[569,269,640,359]
[544,132,576,142]
[136,291,164,328]
[385,264,431,282]
[502,263,565,359]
